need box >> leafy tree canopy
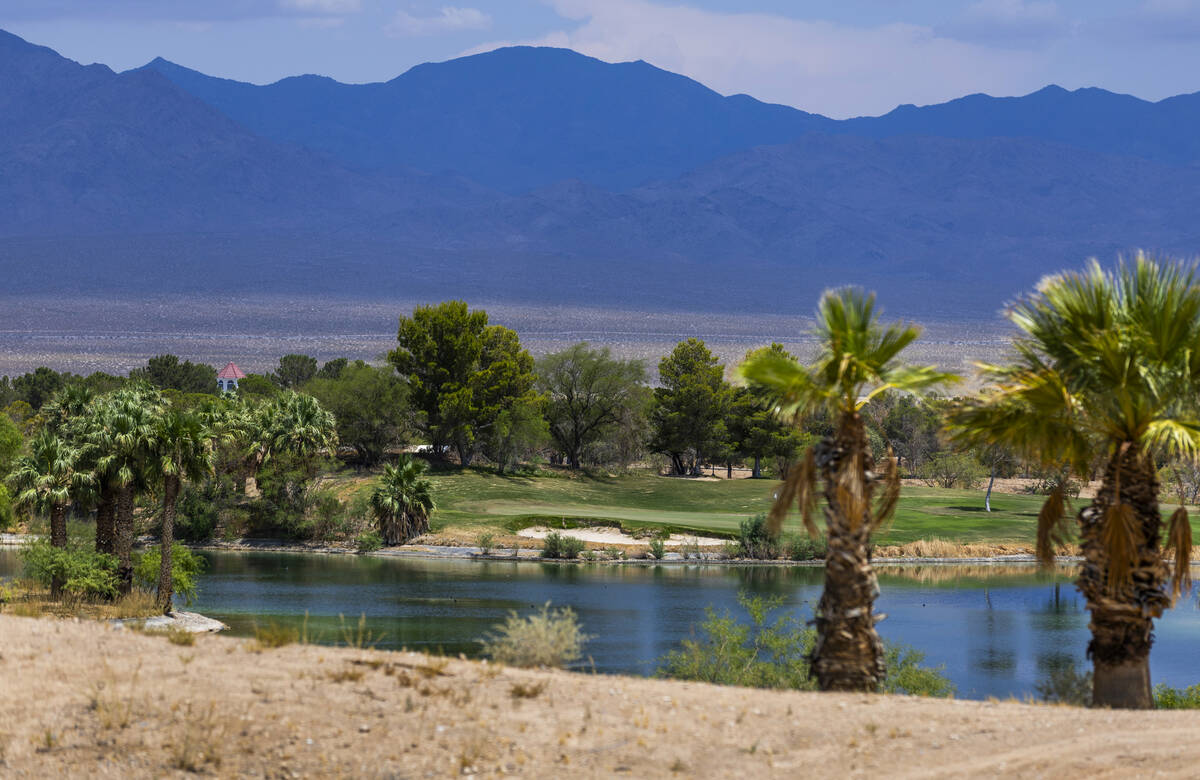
[131,354,217,395]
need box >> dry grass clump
[252,621,299,649]
[168,702,225,772]
[480,602,589,669]
[874,538,1039,558]
[0,582,161,620]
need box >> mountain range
[2,28,1200,317]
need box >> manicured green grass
[422,467,1080,545]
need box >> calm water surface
[3,549,1198,700]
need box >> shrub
[917,452,985,489]
[541,531,585,559]
[480,602,589,668]
[787,534,828,561]
[133,544,206,605]
[1154,683,1200,709]
[658,594,954,697]
[172,484,220,542]
[355,531,383,553]
[1024,470,1082,499]
[737,514,781,559]
[0,484,14,532]
[1035,658,1092,706]
[253,621,299,649]
[21,539,118,599]
[475,531,496,555]
[648,538,666,560]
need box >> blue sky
[3,0,1199,117]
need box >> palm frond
[1101,502,1140,595]
[1168,506,1193,602]
[1034,487,1069,568]
[872,446,900,531]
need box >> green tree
[537,343,647,469]
[731,344,806,478]
[249,391,338,511]
[0,412,24,479]
[649,339,731,475]
[388,301,489,459]
[742,288,954,692]
[149,409,213,612]
[272,354,319,389]
[92,385,166,593]
[9,430,91,597]
[947,255,1200,709]
[131,354,218,394]
[13,366,72,410]
[371,455,435,545]
[389,302,538,468]
[316,358,349,380]
[304,361,409,466]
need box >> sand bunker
[517,525,727,546]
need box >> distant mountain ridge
[138,50,1200,191]
[2,28,1200,318]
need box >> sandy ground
[1,616,1199,778]
[517,526,727,546]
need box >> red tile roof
[217,361,246,380]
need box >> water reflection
[0,550,1195,701]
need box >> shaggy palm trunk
[157,475,179,614]
[810,412,886,692]
[381,510,429,546]
[1077,445,1170,709]
[115,485,135,596]
[49,503,67,598]
[95,490,116,555]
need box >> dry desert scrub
[3,614,1200,777]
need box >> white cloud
[278,0,361,12]
[464,0,1042,118]
[386,6,491,37]
[939,0,1070,47]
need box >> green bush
[648,537,666,560]
[1035,658,1092,706]
[658,593,954,697]
[133,544,206,605]
[355,531,383,553]
[787,534,828,561]
[475,531,496,555]
[1154,683,1200,709]
[737,514,781,559]
[173,484,220,542]
[0,484,14,531]
[480,602,589,668]
[21,539,118,599]
[541,531,585,559]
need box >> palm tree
[947,254,1200,708]
[371,455,435,545]
[150,409,213,613]
[741,288,955,692]
[94,386,164,594]
[10,430,91,597]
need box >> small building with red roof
[217,361,246,393]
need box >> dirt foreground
[1,615,1198,778]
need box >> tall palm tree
[150,409,213,613]
[371,455,435,545]
[94,386,164,594]
[249,391,338,477]
[741,288,955,692]
[10,430,91,597]
[947,254,1200,709]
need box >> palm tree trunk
[810,413,886,692]
[49,503,67,599]
[157,475,179,614]
[95,490,116,555]
[115,484,135,596]
[752,455,762,479]
[1077,445,1170,709]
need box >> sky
[3,0,1200,118]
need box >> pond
[3,549,1199,701]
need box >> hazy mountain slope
[0,30,485,236]
[139,48,832,192]
[840,85,1200,165]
